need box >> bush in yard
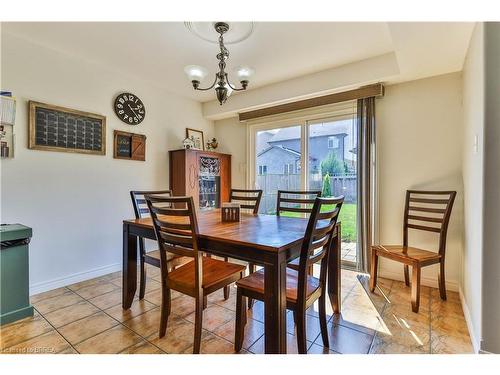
[320,151,348,177]
[322,173,332,197]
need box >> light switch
[474,134,478,154]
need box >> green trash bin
[0,224,34,325]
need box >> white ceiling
[3,22,474,103]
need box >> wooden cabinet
[169,149,231,210]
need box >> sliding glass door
[250,104,358,268]
[307,116,358,266]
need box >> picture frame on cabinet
[186,127,205,151]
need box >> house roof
[267,125,348,143]
[257,145,317,161]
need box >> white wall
[461,23,484,352]
[214,117,247,189]
[216,72,465,292]
[482,22,500,354]
[0,32,214,294]
[377,72,464,291]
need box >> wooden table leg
[328,223,341,314]
[122,223,137,309]
[264,253,287,354]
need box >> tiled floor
[341,242,357,263]
[0,265,473,354]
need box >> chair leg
[296,310,307,354]
[223,285,230,300]
[247,263,256,309]
[203,296,208,310]
[438,260,447,301]
[369,251,378,292]
[318,292,329,348]
[234,288,247,352]
[193,295,204,354]
[159,287,171,338]
[139,257,146,299]
[404,265,410,287]
[411,266,421,313]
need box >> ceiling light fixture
[184,22,254,105]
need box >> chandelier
[184,22,254,105]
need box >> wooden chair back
[276,190,322,216]
[130,189,172,219]
[230,189,263,214]
[403,190,457,256]
[145,195,202,294]
[296,196,344,306]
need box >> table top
[124,209,310,253]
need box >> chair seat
[166,257,245,295]
[236,268,320,302]
[373,245,441,265]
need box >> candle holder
[221,202,240,222]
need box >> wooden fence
[256,173,356,213]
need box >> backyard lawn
[281,203,357,242]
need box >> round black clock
[114,92,146,125]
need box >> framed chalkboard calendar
[29,101,106,155]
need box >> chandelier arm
[225,74,247,91]
[194,75,218,91]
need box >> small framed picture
[186,128,205,150]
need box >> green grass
[280,203,357,242]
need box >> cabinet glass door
[199,156,221,210]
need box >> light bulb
[184,65,208,82]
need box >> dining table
[122,209,341,354]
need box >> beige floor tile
[75,325,143,354]
[59,347,79,354]
[307,343,339,354]
[33,290,84,315]
[430,331,473,354]
[370,335,428,354]
[184,304,235,332]
[247,332,314,354]
[0,313,53,350]
[330,307,384,335]
[148,315,199,353]
[74,281,120,300]
[43,300,100,328]
[119,340,163,354]
[2,330,71,354]
[123,307,163,338]
[30,287,69,304]
[143,278,162,294]
[374,315,430,350]
[198,332,235,354]
[67,277,104,292]
[431,314,470,338]
[105,299,156,322]
[57,312,119,345]
[285,311,324,342]
[317,322,374,354]
[169,294,197,318]
[88,289,124,310]
[382,302,430,328]
[212,317,264,350]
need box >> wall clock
[114,92,146,125]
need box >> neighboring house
[256,126,348,175]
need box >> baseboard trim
[29,262,122,296]
[459,287,481,353]
[378,269,459,292]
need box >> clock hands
[127,104,140,119]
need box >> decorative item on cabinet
[185,128,205,150]
[182,137,195,149]
[206,137,218,151]
[169,148,231,210]
[113,130,146,161]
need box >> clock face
[114,92,146,125]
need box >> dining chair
[145,195,246,353]
[369,190,456,313]
[277,190,322,273]
[130,190,188,299]
[234,196,344,354]
[223,189,263,300]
